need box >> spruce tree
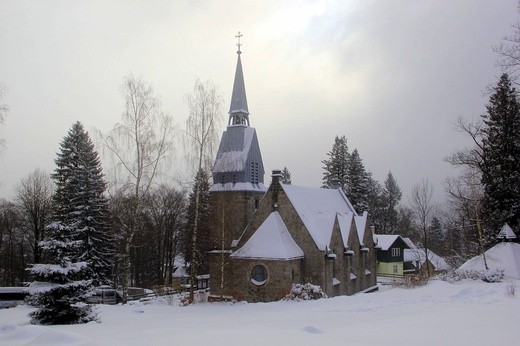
[346,149,371,213]
[481,74,520,231]
[51,121,113,284]
[382,171,402,233]
[321,135,349,190]
[29,122,111,324]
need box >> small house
[374,234,410,279]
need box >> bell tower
[208,33,267,297]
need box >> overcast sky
[0,0,517,203]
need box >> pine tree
[29,122,111,324]
[182,169,211,275]
[322,135,349,190]
[481,74,520,231]
[346,149,371,213]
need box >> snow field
[1,279,519,345]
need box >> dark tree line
[321,135,403,234]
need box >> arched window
[251,265,268,285]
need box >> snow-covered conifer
[321,135,349,191]
[481,74,520,231]
[29,122,112,324]
[346,149,371,213]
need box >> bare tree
[145,185,186,286]
[0,200,28,285]
[184,79,223,302]
[100,75,175,301]
[445,168,488,270]
[494,2,520,82]
[0,84,8,152]
[409,179,437,279]
[15,169,54,264]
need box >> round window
[251,265,268,285]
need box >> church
[207,39,377,302]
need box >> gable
[231,211,304,260]
[375,234,409,251]
[281,184,357,251]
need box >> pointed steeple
[229,32,250,126]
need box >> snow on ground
[1,279,520,345]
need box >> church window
[251,265,268,285]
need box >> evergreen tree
[382,172,402,233]
[51,122,112,284]
[29,223,95,324]
[29,122,111,324]
[346,149,371,213]
[322,135,349,190]
[428,216,445,255]
[282,167,292,185]
[182,169,211,275]
[481,74,520,231]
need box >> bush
[284,283,327,301]
[444,268,505,283]
[481,269,504,283]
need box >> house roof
[281,184,358,251]
[497,223,517,240]
[404,248,450,271]
[374,234,408,251]
[231,211,304,260]
[457,242,520,279]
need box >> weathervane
[235,31,243,54]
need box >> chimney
[271,169,283,184]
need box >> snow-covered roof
[457,242,520,279]
[402,237,418,250]
[231,211,304,260]
[404,248,450,271]
[497,223,517,240]
[337,213,354,249]
[281,184,358,251]
[375,234,407,251]
[209,182,267,192]
[172,265,188,278]
[213,126,255,173]
[355,212,368,245]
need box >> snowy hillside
[1,279,519,345]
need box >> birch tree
[100,75,175,301]
[184,79,223,302]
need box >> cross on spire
[235,31,243,54]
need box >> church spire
[229,31,250,126]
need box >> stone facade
[208,175,377,302]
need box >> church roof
[213,126,255,173]
[281,184,358,251]
[231,211,304,260]
[229,54,249,115]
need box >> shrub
[481,269,504,283]
[284,283,327,301]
